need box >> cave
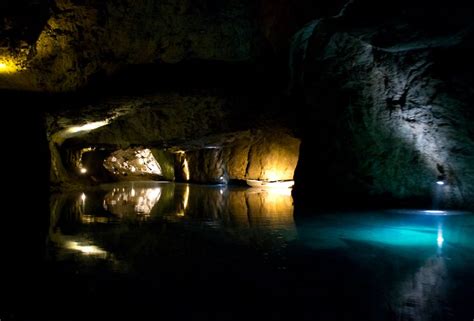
[2,0,474,320]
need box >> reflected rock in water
[104,186,162,219]
[50,183,295,232]
[48,182,297,263]
[393,255,448,321]
[184,186,297,239]
[64,238,109,258]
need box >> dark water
[7,182,474,321]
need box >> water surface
[19,182,474,320]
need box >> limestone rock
[292,0,474,208]
[0,0,259,91]
[178,130,300,183]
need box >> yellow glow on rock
[66,120,110,134]
[0,58,20,74]
[183,158,190,181]
[265,170,280,182]
[65,241,107,257]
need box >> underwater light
[436,180,445,185]
[80,168,87,174]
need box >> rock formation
[1,0,473,209]
[291,0,474,208]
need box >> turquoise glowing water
[297,210,474,249]
[9,182,474,321]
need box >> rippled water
[28,182,474,320]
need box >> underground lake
[4,181,473,321]
[1,0,473,320]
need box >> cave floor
[4,182,474,321]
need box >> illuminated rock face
[9,0,472,211]
[64,94,229,146]
[103,148,163,180]
[176,130,300,183]
[292,0,474,208]
[46,89,300,186]
[0,0,258,91]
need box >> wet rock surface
[292,0,474,209]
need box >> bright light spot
[220,189,224,195]
[177,185,190,217]
[81,193,86,202]
[265,187,293,196]
[80,168,87,174]
[437,226,444,248]
[220,176,224,180]
[66,120,110,134]
[436,180,445,185]
[183,185,189,210]
[183,158,190,181]
[423,210,446,215]
[266,171,280,182]
[183,186,189,209]
[104,186,161,218]
[247,179,294,189]
[104,148,162,177]
[65,241,107,256]
[437,234,444,247]
[0,57,20,73]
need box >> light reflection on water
[103,186,162,218]
[45,182,474,320]
[295,210,474,320]
[49,182,297,261]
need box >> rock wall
[0,0,260,91]
[176,130,300,183]
[65,94,230,147]
[224,130,300,181]
[150,149,175,181]
[49,141,71,187]
[185,148,227,183]
[292,1,474,209]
